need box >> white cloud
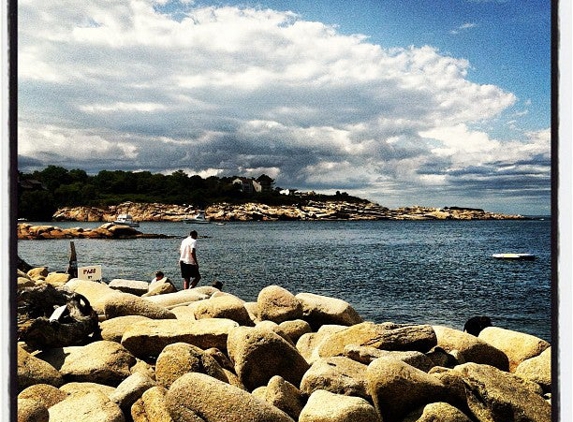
[17,1,549,213]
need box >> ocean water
[18,219,553,342]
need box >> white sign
[78,265,102,282]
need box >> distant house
[18,177,47,191]
[233,175,275,194]
[232,177,255,194]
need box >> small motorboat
[492,253,536,261]
[113,214,140,227]
[184,211,210,224]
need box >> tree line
[18,166,364,220]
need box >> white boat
[184,211,210,224]
[113,214,140,227]
[492,253,536,260]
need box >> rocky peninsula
[17,222,175,240]
[17,267,551,422]
[52,201,527,223]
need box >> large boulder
[193,294,254,326]
[100,315,151,342]
[18,384,69,409]
[300,356,369,399]
[367,357,448,422]
[279,319,313,344]
[451,362,551,422]
[155,342,228,388]
[295,293,363,329]
[59,340,136,386]
[296,325,347,364]
[318,322,437,358]
[478,326,550,372]
[257,375,306,420]
[48,390,125,422]
[103,293,176,320]
[299,389,381,422]
[109,372,156,413]
[403,402,472,422]
[515,347,552,392]
[257,285,303,323]
[121,318,239,359]
[17,398,50,422]
[433,325,509,371]
[131,386,174,422]
[165,372,295,422]
[143,289,208,308]
[60,381,116,397]
[17,346,64,392]
[227,326,310,391]
[344,345,434,372]
[108,279,150,296]
[141,280,178,297]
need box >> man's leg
[183,278,190,289]
[190,274,201,288]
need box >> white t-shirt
[179,236,197,265]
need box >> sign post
[78,265,102,282]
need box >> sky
[17,0,553,215]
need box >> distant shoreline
[50,201,529,223]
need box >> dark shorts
[180,261,200,279]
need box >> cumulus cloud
[17,0,549,212]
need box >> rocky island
[17,267,552,422]
[52,201,526,223]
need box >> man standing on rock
[180,230,201,289]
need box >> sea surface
[18,219,553,342]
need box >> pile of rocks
[17,268,551,422]
[17,223,175,240]
[51,201,526,223]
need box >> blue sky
[17,0,552,214]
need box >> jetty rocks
[17,222,175,240]
[52,201,526,223]
[17,273,552,422]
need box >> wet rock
[295,292,363,329]
[227,325,310,391]
[478,326,550,372]
[165,372,294,422]
[299,389,381,422]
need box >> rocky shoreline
[52,201,527,223]
[17,267,551,422]
[17,222,175,240]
